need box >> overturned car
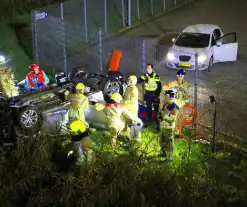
[0,69,143,143]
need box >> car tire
[19,107,42,133]
[69,67,88,82]
[100,77,123,102]
[208,56,213,72]
[82,77,101,91]
[0,92,8,110]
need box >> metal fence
[31,0,197,73]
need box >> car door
[213,32,238,62]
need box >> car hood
[171,45,209,55]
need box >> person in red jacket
[25,64,49,91]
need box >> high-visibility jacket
[159,102,179,130]
[70,93,88,109]
[105,103,134,129]
[25,70,49,89]
[163,80,191,101]
[123,85,139,114]
[141,73,161,92]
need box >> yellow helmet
[128,75,137,85]
[69,120,87,135]
[111,92,123,103]
[75,83,85,92]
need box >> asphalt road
[125,0,247,140]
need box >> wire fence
[30,0,247,147]
[31,0,198,73]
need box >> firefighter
[138,64,161,129]
[68,83,88,122]
[163,69,191,109]
[95,92,141,146]
[158,91,179,160]
[123,75,139,137]
[25,64,49,91]
[67,119,94,165]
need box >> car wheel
[19,107,42,133]
[0,93,8,110]
[208,56,213,72]
[69,67,88,82]
[100,78,123,102]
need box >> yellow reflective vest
[163,80,191,101]
[159,102,179,130]
[70,93,89,109]
[141,73,160,92]
[123,85,139,114]
[105,103,134,129]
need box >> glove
[95,102,105,111]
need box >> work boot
[111,138,117,147]
[166,152,174,161]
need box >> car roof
[182,24,220,34]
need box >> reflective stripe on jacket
[141,73,160,91]
[123,85,139,112]
[70,93,89,109]
[105,103,134,128]
[160,103,178,130]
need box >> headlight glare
[198,55,207,63]
[0,55,6,63]
[167,52,175,60]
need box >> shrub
[0,133,247,206]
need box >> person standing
[138,64,161,129]
[158,91,179,160]
[25,64,49,91]
[68,83,89,123]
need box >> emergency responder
[95,92,141,146]
[163,69,191,109]
[67,119,94,165]
[158,91,179,160]
[25,64,49,91]
[68,83,88,122]
[138,64,161,129]
[123,75,139,138]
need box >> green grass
[1,125,247,206]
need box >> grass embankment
[1,127,247,206]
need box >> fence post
[31,10,38,62]
[60,2,67,74]
[104,0,107,33]
[163,0,166,10]
[121,0,125,27]
[151,0,154,15]
[142,40,146,73]
[137,0,140,20]
[98,28,103,73]
[128,0,131,26]
[174,0,176,7]
[194,53,198,110]
[83,0,88,43]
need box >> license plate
[179,62,191,67]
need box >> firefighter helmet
[176,69,186,76]
[128,75,137,85]
[75,83,85,92]
[111,92,123,103]
[29,64,39,71]
[69,120,87,135]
